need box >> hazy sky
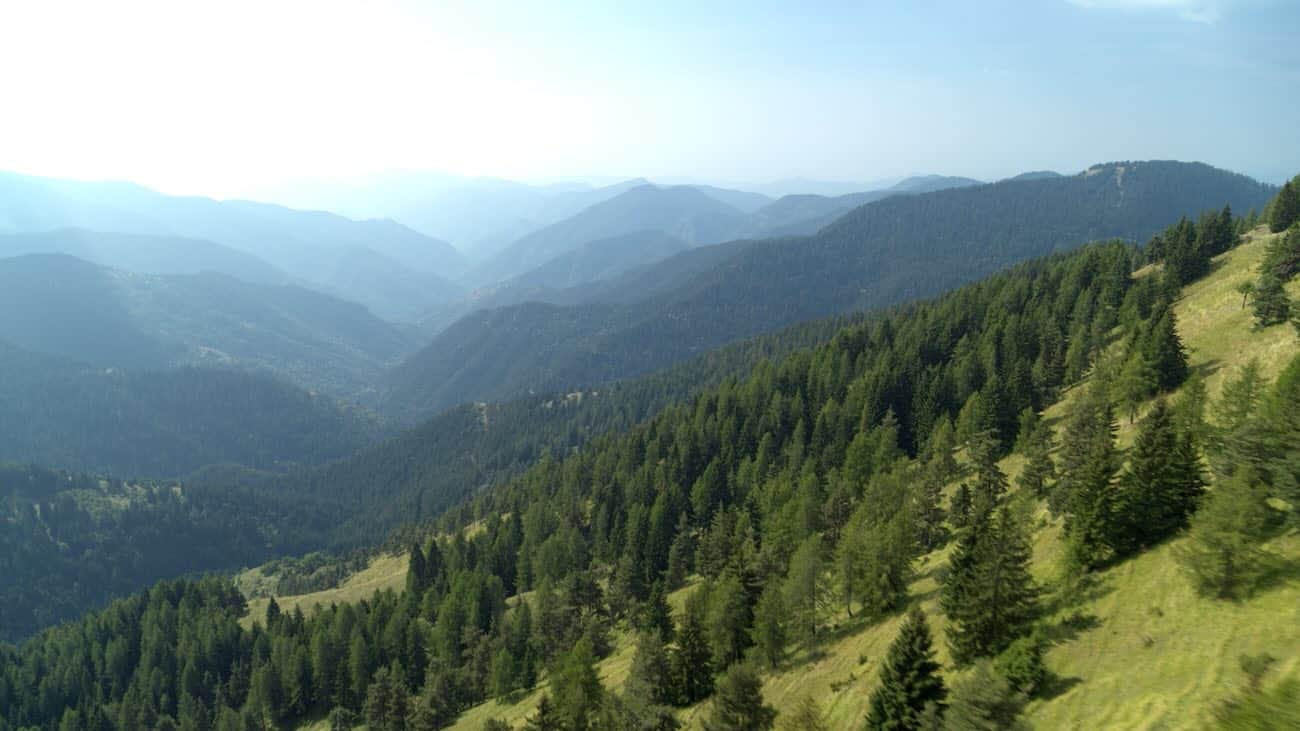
[1,0,1296,197]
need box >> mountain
[0,170,466,319]
[0,228,288,284]
[0,254,418,395]
[1006,170,1063,181]
[890,173,983,192]
[0,339,380,478]
[687,184,773,213]
[747,175,983,237]
[386,161,1277,416]
[417,232,693,333]
[469,184,752,285]
[249,173,651,262]
[16,215,1296,729]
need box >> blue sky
[0,0,1295,196]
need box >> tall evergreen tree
[703,662,777,731]
[1268,179,1300,233]
[1143,305,1189,393]
[751,583,787,669]
[551,637,604,731]
[1176,468,1276,600]
[1056,385,1120,570]
[1113,399,1205,555]
[865,606,947,730]
[1251,274,1291,327]
[670,590,714,705]
[941,507,1039,665]
[1015,421,1056,498]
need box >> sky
[0,0,1296,198]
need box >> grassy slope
[287,230,1299,729]
[241,553,408,630]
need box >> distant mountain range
[0,253,418,396]
[0,170,465,320]
[381,161,1276,419]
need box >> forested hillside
[0,342,381,478]
[386,161,1276,418]
[0,464,333,642]
[0,254,418,396]
[8,200,1292,730]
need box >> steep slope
[0,254,418,396]
[0,340,380,478]
[9,218,1296,731]
[439,227,1300,730]
[0,170,466,319]
[469,184,751,285]
[388,161,1277,417]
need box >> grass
[241,553,408,629]
[291,230,1300,729]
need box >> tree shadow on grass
[1037,672,1085,701]
[1038,609,1103,647]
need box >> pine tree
[1268,179,1300,233]
[405,542,429,601]
[1113,399,1205,556]
[783,535,827,644]
[865,606,947,730]
[751,583,787,669]
[1056,386,1120,570]
[627,631,675,707]
[1015,421,1056,498]
[1251,274,1291,327]
[1143,305,1189,393]
[1175,468,1276,600]
[941,507,1039,665]
[1262,224,1300,281]
[525,695,563,731]
[703,662,777,731]
[670,590,714,705]
[705,571,752,670]
[551,637,604,731]
[637,581,675,642]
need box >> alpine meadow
[1,2,1299,730]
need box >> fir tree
[1056,385,1120,570]
[1251,274,1291,327]
[1268,179,1300,233]
[703,662,777,731]
[670,590,714,705]
[551,637,604,731]
[1143,305,1189,393]
[941,507,1039,665]
[525,695,563,731]
[865,606,947,730]
[627,631,676,708]
[1176,468,1276,600]
[1015,421,1056,498]
[1113,399,1205,556]
[751,583,787,669]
